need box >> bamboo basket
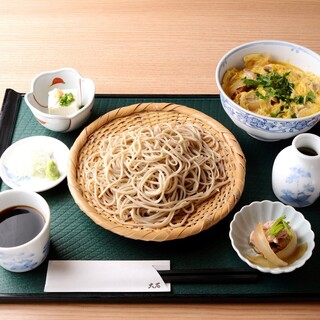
[68,102,246,241]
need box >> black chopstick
[158,268,259,284]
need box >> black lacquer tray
[0,89,319,302]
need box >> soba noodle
[83,122,229,228]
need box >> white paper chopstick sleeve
[44,260,171,292]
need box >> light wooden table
[0,1,319,319]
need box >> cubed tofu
[48,88,79,115]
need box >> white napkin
[44,260,171,292]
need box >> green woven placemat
[0,90,319,302]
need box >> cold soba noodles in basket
[82,122,229,228]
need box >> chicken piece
[250,220,291,254]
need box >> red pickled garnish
[50,77,65,86]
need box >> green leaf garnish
[243,71,294,103]
[243,78,259,88]
[294,91,316,105]
[268,215,292,237]
[243,72,316,114]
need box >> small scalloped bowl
[24,68,95,132]
[229,200,315,274]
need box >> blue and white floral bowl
[215,40,320,141]
[0,190,50,272]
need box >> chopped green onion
[59,93,75,107]
[268,215,292,237]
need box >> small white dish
[229,200,315,274]
[24,68,95,132]
[0,136,69,192]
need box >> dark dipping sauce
[0,206,45,248]
[298,146,318,156]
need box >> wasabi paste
[45,159,61,180]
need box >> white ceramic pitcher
[272,133,320,207]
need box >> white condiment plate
[229,200,315,274]
[0,136,69,192]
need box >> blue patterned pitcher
[272,133,320,207]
